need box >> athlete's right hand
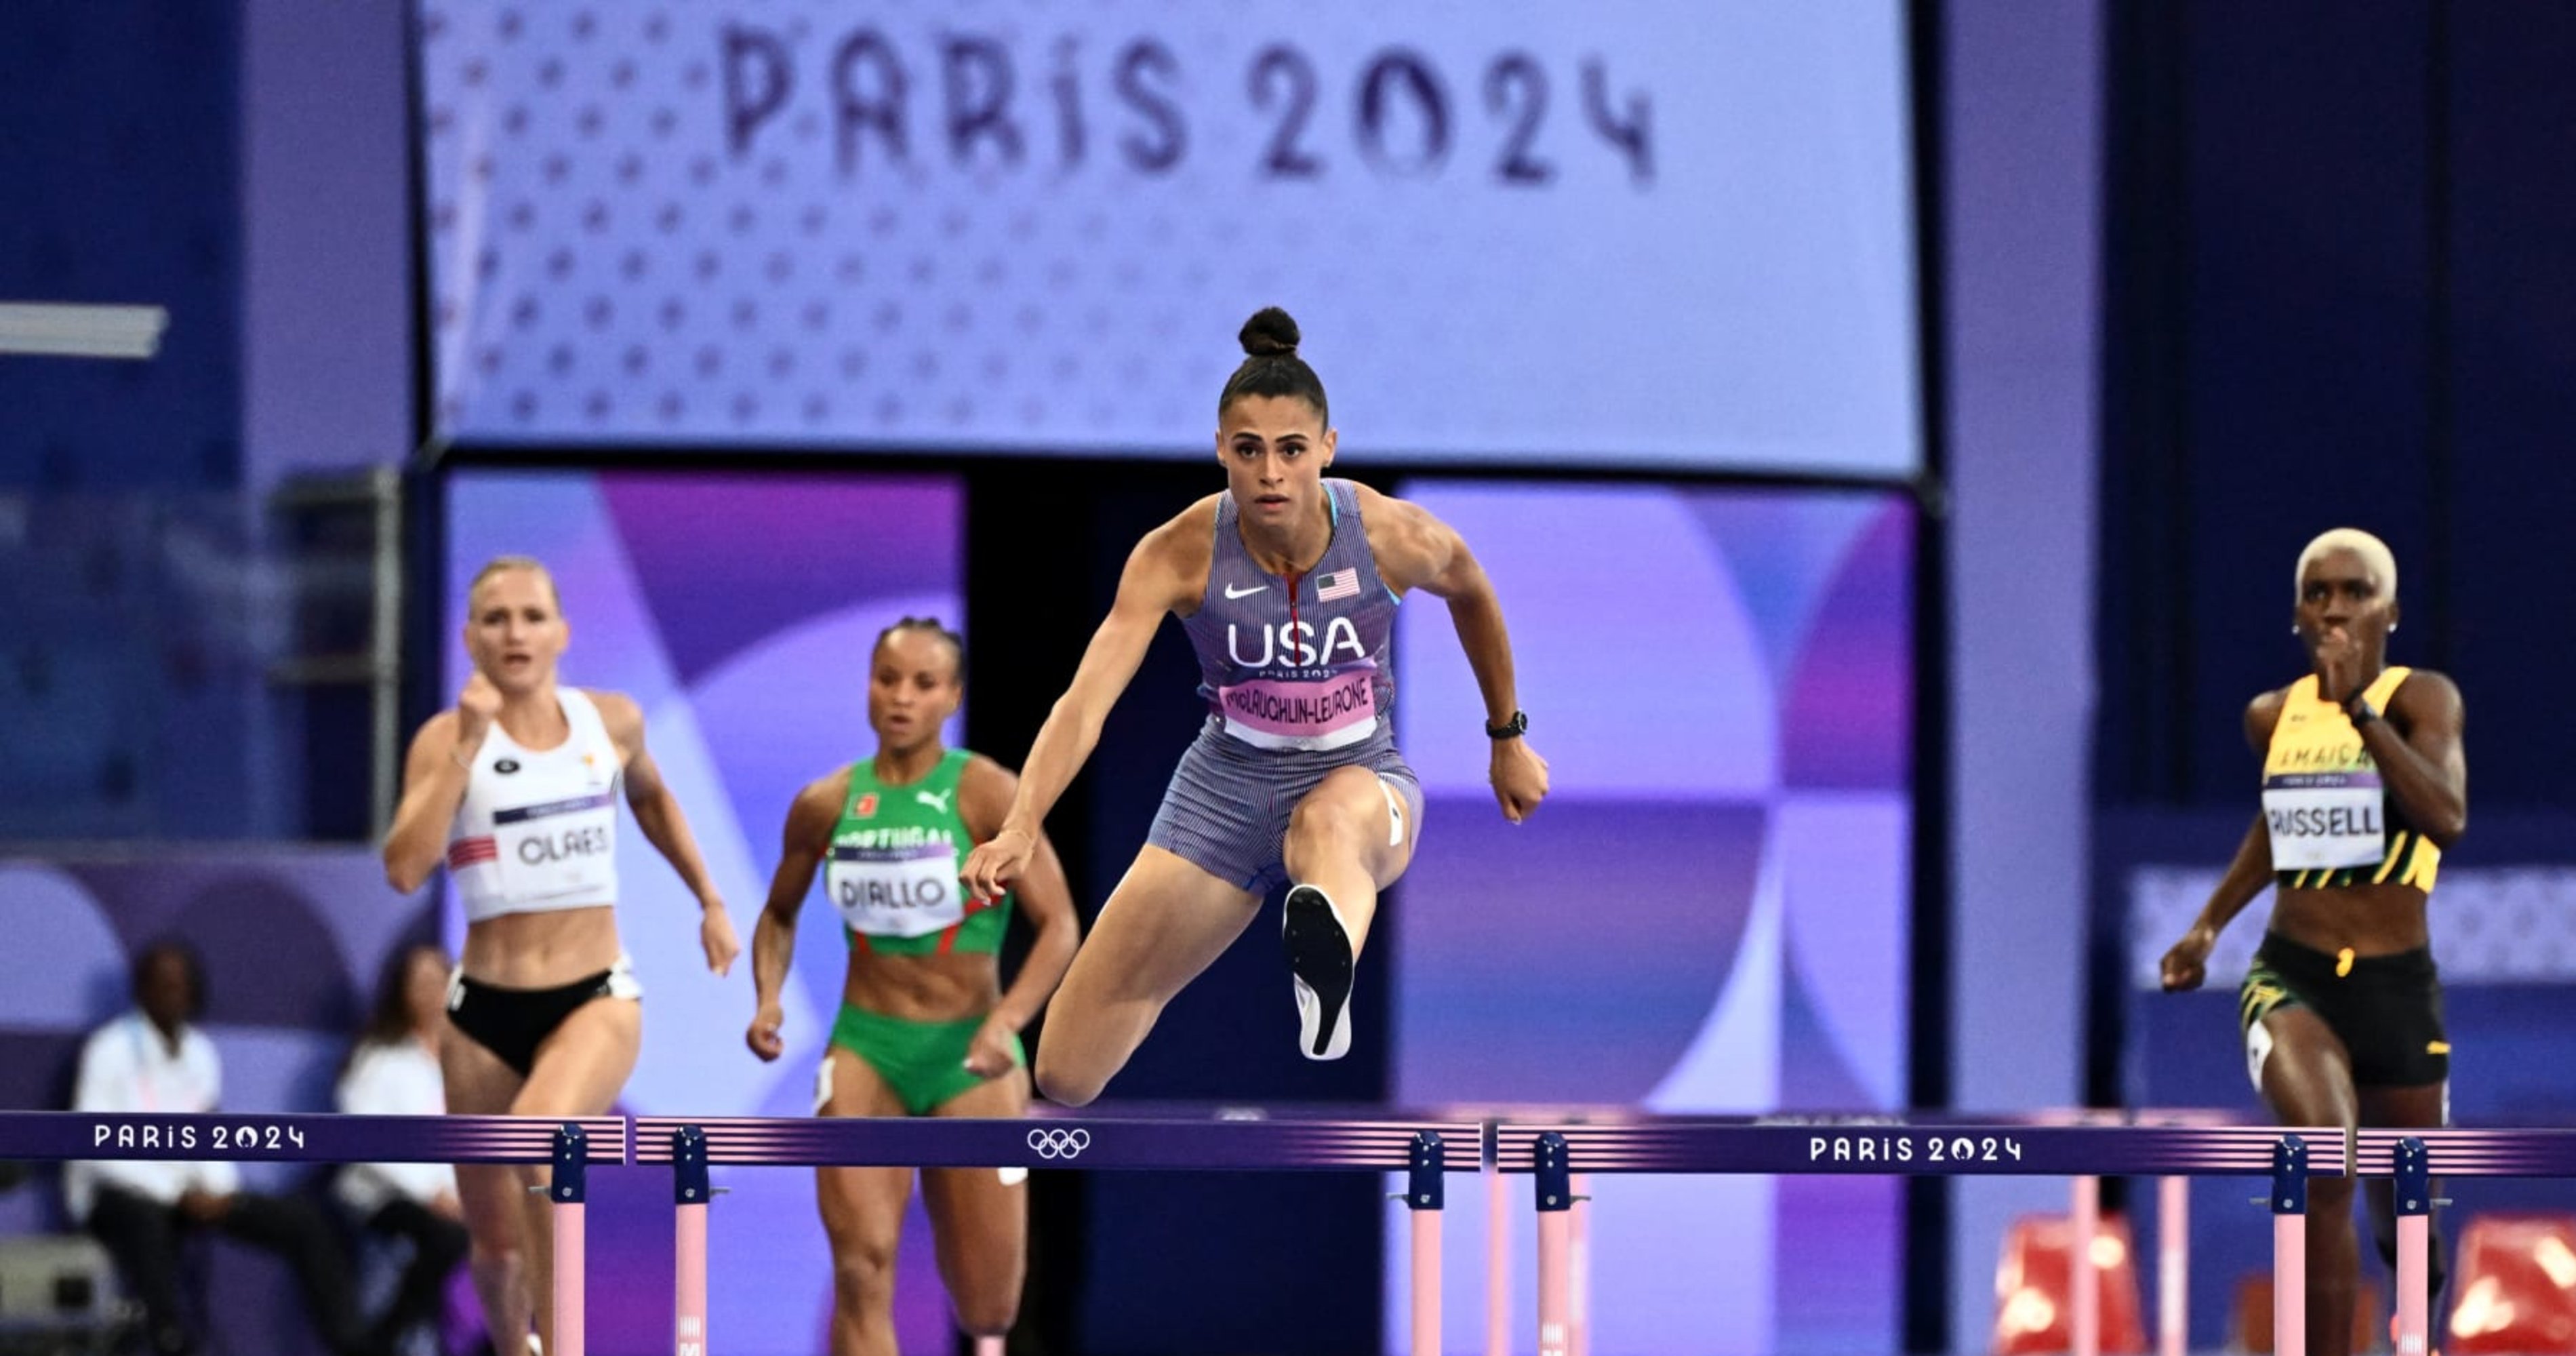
[2159,925,2217,992]
[456,671,502,751]
[746,1003,786,1062]
[961,828,1034,904]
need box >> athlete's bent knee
[1286,788,1369,851]
[1033,1051,1102,1109]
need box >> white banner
[420,1,1922,473]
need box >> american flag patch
[1314,567,1359,601]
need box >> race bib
[1217,668,1376,751]
[828,839,965,938]
[2262,771,2386,870]
[492,791,618,900]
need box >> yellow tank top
[2261,666,2439,893]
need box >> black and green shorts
[2238,932,2448,1088]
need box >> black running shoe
[1282,884,1355,1060]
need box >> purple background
[1387,482,1914,1354]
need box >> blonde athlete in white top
[382,555,740,1356]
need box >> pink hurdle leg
[2396,1216,2429,1355]
[1413,1208,1443,1356]
[672,1125,711,1356]
[973,1338,1005,1356]
[1570,1172,1591,1356]
[1403,1132,1447,1356]
[2272,1134,2312,1356]
[675,1203,707,1356]
[1535,1133,1573,1356]
[550,1125,590,1356]
[554,1201,586,1356]
[2158,1175,2189,1356]
[2274,1213,2306,1356]
[2072,1174,2101,1356]
[2394,1136,2434,1356]
[1537,1210,1572,1356]
[1487,1168,1510,1356]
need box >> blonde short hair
[2293,528,2397,603]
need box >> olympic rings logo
[1027,1128,1091,1160]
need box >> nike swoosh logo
[1224,582,1268,599]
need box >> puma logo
[915,789,954,813]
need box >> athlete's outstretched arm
[2161,692,2286,991]
[746,772,846,1060]
[1359,489,1550,822]
[959,755,1082,1077]
[596,690,740,976]
[959,511,1203,900]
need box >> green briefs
[826,1003,1023,1117]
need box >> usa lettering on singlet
[826,828,965,938]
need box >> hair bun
[1239,306,1301,359]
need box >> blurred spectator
[336,943,470,1356]
[68,938,377,1356]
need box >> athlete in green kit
[746,618,1081,1356]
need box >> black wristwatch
[2346,693,2380,728]
[1485,710,1528,740]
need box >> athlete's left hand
[699,899,741,976]
[963,1014,1021,1079]
[1491,740,1550,823]
[2314,625,2363,704]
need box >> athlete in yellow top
[2160,528,2468,1356]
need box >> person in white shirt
[336,943,470,1356]
[69,940,374,1356]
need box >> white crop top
[445,687,623,923]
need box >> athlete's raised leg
[1281,766,1420,1060]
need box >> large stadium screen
[417,1,1923,476]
